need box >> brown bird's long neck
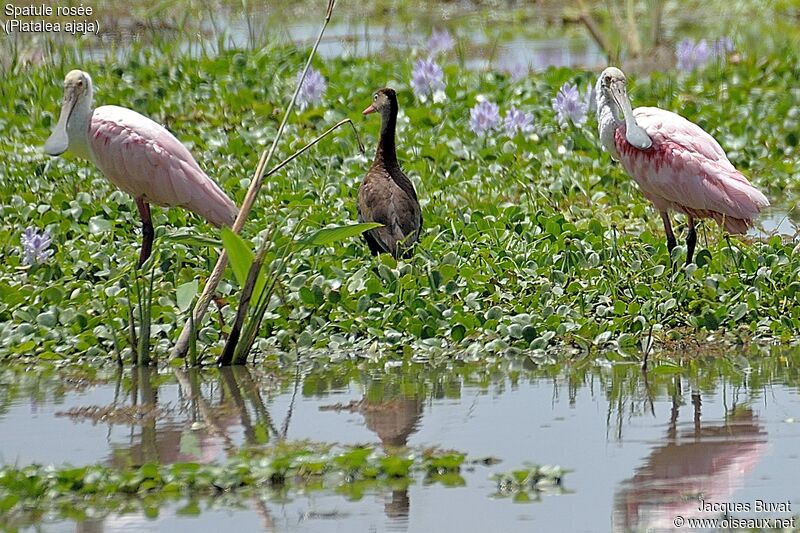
[375,100,399,170]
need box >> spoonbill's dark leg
[685,216,697,265]
[136,197,154,268]
[660,211,677,255]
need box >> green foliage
[492,464,570,501]
[299,222,383,246]
[0,445,517,526]
[0,27,799,365]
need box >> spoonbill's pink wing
[616,107,769,233]
[88,105,237,227]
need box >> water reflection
[614,377,768,532]
[321,380,425,529]
[2,354,799,532]
[45,367,300,480]
[750,204,800,238]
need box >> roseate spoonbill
[45,70,238,267]
[358,88,422,259]
[595,67,769,264]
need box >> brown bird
[358,88,422,259]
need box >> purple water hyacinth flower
[693,39,712,66]
[296,67,327,110]
[469,101,501,136]
[676,37,734,72]
[504,106,534,136]
[410,57,445,99]
[507,63,528,82]
[714,37,734,54]
[21,226,53,265]
[675,38,696,71]
[552,82,588,127]
[427,28,454,56]
[712,37,735,60]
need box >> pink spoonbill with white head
[45,69,238,267]
[595,67,769,264]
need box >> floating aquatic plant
[552,82,588,127]
[296,66,327,110]
[469,100,501,136]
[426,28,454,56]
[410,57,445,100]
[0,446,477,523]
[503,106,534,137]
[20,226,52,266]
[0,33,798,366]
[676,37,735,72]
[492,464,569,502]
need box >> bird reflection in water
[321,382,424,529]
[613,376,767,532]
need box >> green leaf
[650,363,684,375]
[299,223,382,247]
[220,228,255,287]
[176,280,198,312]
[220,227,269,306]
[730,302,748,321]
[163,232,222,248]
[88,216,111,234]
[451,324,466,342]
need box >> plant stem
[170,0,338,360]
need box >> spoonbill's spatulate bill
[595,67,769,264]
[45,70,238,267]
[358,87,422,259]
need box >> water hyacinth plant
[296,66,327,110]
[426,28,454,56]
[551,82,589,127]
[469,100,500,136]
[506,63,528,82]
[503,106,534,137]
[675,37,735,72]
[20,226,53,266]
[410,57,445,100]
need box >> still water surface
[2,354,799,532]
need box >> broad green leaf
[220,227,268,305]
[300,223,382,247]
[221,227,255,287]
[88,216,111,234]
[176,280,198,312]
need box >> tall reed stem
[170,0,337,360]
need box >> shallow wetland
[1,0,800,531]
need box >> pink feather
[615,107,769,234]
[88,105,237,228]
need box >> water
[2,354,799,532]
[4,2,606,73]
[750,204,799,238]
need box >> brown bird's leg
[685,216,697,265]
[660,211,677,256]
[136,197,154,268]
